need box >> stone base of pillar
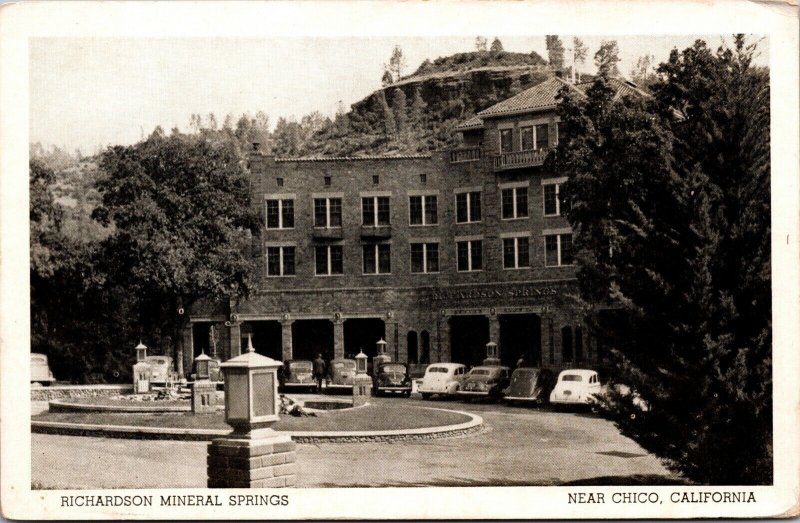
[207,430,297,488]
[192,380,217,414]
[352,374,372,407]
[482,357,501,366]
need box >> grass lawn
[32,404,471,432]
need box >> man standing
[313,353,326,392]
[516,355,526,369]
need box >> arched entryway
[292,320,334,361]
[343,318,385,359]
[499,313,541,367]
[407,331,418,363]
[449,315,489,367]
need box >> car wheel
[421,393,431,400]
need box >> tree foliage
[594,40,621,77]
[553,36,771,484]
[490,37,504,53]
[387,45,406,82]
[546,35,565,70]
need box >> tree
[374,90,396,135]
[594,39,621,77]
[381,70,394,87]
[553,36,771,484]
[572,37,588,81]
[391,88,408,135]
[490,37,504,53]
[409,87,426,125]
[545,35,565,70]
[92,133,260,375]
[630,54,657,86]
[387,45,406,82]
[475,36,488,52]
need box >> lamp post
[373,338,390,374]
[352,349,372,407]
[133,341,151,394]
[191,351,216,414]
[207,333,297,488]
[483,341,500,366]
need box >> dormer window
[499,129,513,153]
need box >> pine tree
[409,87,426,125]
[553,36,771,484]
[545,35,565,70]
[381,70,394,87]
[375,90,396,135]
[594,40,621,77]
[391,88,408,135]
[490,37,504,53]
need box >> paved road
[31,396,677,488]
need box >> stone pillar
[437,315,451,363]
[228,322,242,359]
[488,315,501,360]
[542,314,555,365]
[280,320,293,362]
[192,381,216,414]
[333,318,344,359]
[207,434,297,488]
[386,320,399,361]
[352,374,372,407]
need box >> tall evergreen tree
[546,35,565,70]
[490,37,504,53]
[391,88,408,135]
[375,90,396,135]
[553,36,771,484]
[594,40,621,77]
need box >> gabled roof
[476,76,584,118]
[575,77,650,101]
[453,115,484,132]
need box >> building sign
[430,284,561,301]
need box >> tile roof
[476,76,583,118]
[274,154,432,163]
[575,78,651,101]
[453,115,484,131]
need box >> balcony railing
[449,147,482,164]
[492,148,549,171]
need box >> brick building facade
[181,77,633,377]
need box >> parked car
[31,353,55,385]
[327,358,357,390]
[281,360,316,392]
[144,355,173,385]
[418,363,467,399]
[549,369,604,407]
[373,362,412,397]
[503,367,556,405]
[457,365,511,401]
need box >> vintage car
[327,358,357,390]
[373,362,412,397]
[144,355,173,385]
[549,369,604,407]
[281,360,316,392]
[503,367,557,405]
[418,363,467,399]
[31,353,55,385]
[457,365,511,401]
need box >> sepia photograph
[2,1,798,520]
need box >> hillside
[299,50,553,157]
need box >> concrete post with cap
[132,341,152,394]
[352,349,372,407]
[207,334,297,488]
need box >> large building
[181,77,644,378]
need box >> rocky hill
[300,50,553,157]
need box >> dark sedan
[503,367,556,406]
[456,366,511,401]
[373,362,412,397]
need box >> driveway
[31,396,677,489]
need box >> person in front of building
[516,355,526,369]
[313,353,326,392]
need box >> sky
[29,35,768,155]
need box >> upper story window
[543,177,569,217]
[363,243,391,274]
[455,191,481,224]
[501,185,529,220]
[409,195,438,226]
[314,197,342,228]
[503,236,530,269]
[315,245,343,276]
[456,239,483,272]
[362,196,391,226]
[410,242,439,273]
[265,198,294,229]
[499,128,513,153]
[544,233,574,267]
[535,123,549,149]
[521,126,534,151]
[266,246,295,277]
[521,123,550,151]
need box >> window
[372,175,380,185]
[544,233,574,267]
[266,246,295,276]
[362,243,391,274]
[503,237,530,269]
[501,186,528,219]
[362,196,391,226]
[323,176,331,186]
[456,240,482,272]
[409,195,438,226]
[535,123,549,150]
[315,245,343,275]
[499,128,513,153]
[455,191,481,223]
[265,199,294,229]
[410,242,439,273]
[555,122,561,145]
[544,183,567,216]
[520,126,534,151]
[276,177,284,187]
[314,197,342,228]
[420,173,427,184]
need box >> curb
[31,407,483,443]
